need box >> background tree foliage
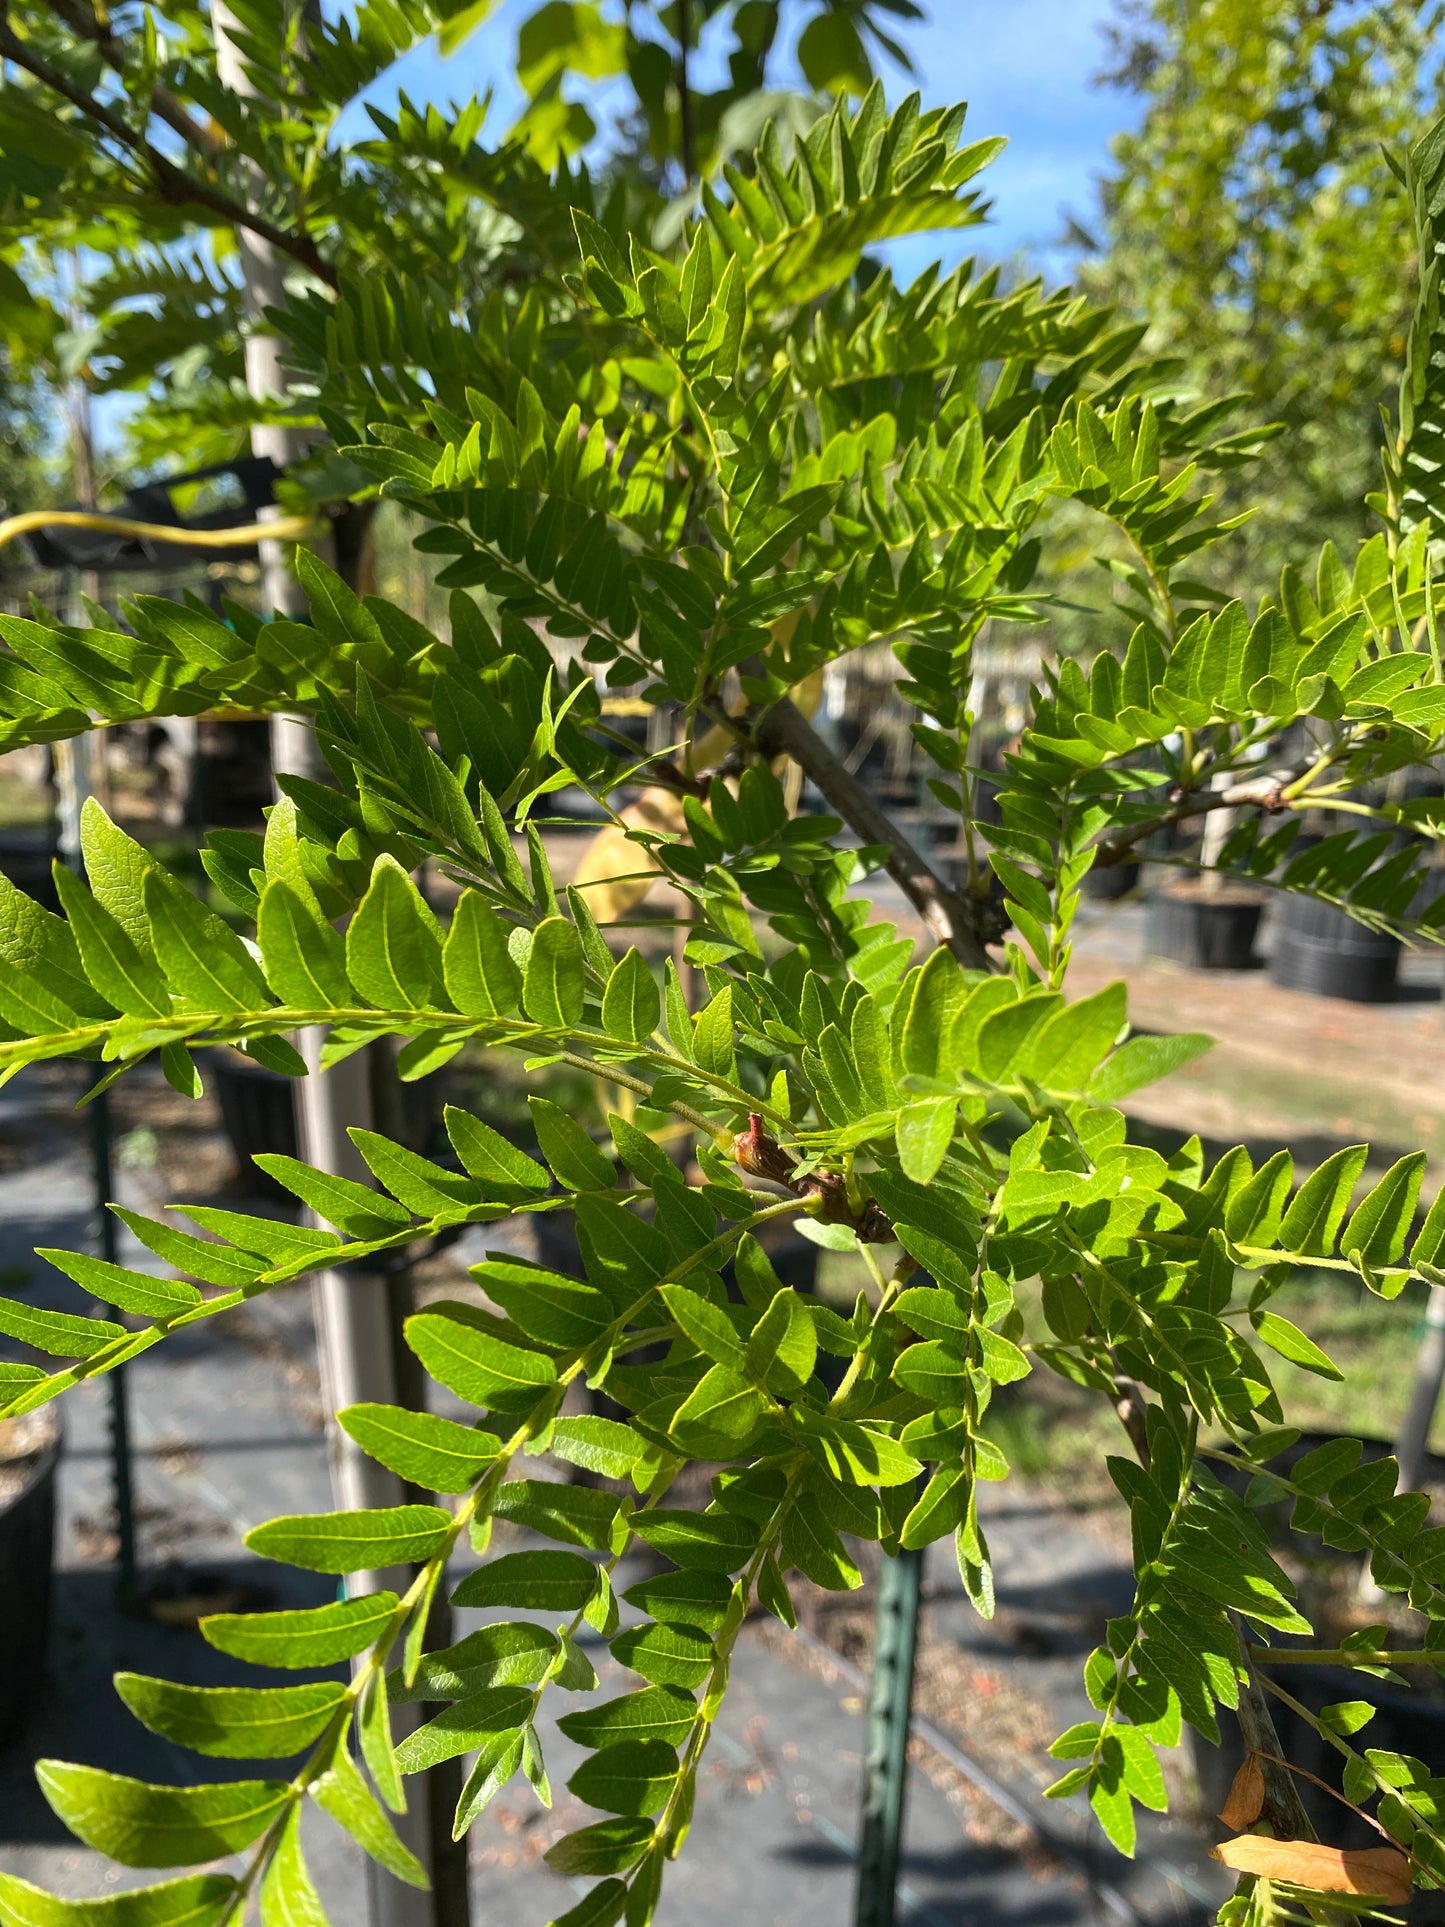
[1080,0,1445,599]
[0,357,53,512]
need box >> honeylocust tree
[4,57,1445,1927]
[1081,0,1445,597]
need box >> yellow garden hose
[0,507,314,554]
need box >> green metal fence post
[854,1544,924,1927]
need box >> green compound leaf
[567,1740,680,1816]
[522,915,586,1029]
[601,947,660,1044]
[259,1812,328,1927]
[346,856,445,1010]
[451,1550,601,1612]
[543,1817,655,1877]
[338,1403,501,1492]
[245,1505,452,1573]
[312,1749,427,1888]
[393,1686,534,1772]
[1086,1031,1212,1102]
[113,1676,346,1758]
[34,1763,287,1867]
[201,1594,400,1668]
[0,1872,239,1926]
[442,890,522,1018]
[1251,1311,1345,1381]
[11,75,1445,1927]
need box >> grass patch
[1247,1266,1443,1450]
[981,1265,1445,1491]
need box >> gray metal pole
[1397,1284,1445,1495]
[854,1546,923,1927]
[54,729,138,1611]
[209,14,460,1922]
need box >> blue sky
[350,0,1130,282]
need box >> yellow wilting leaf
[572,665,826,925]
[1218,1755,1265,1830]
[571,792,685,925]
[1211,1836,1413,1904]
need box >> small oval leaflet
[245,1505,452,1574]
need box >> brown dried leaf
[1211,1836,1413,1904]
[1219,1755,1265,1830]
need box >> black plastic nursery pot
[1268,893,1401,1004]
[1193,1432,1445,1849]
[0,1423,59,1740]
[0,828,60,914]
[209,1048,439,1184]
[210,1048,300,1175]
[1081,859,1140,901]
[1147,886,1264,970]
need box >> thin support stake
[854,1545,923,1927]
